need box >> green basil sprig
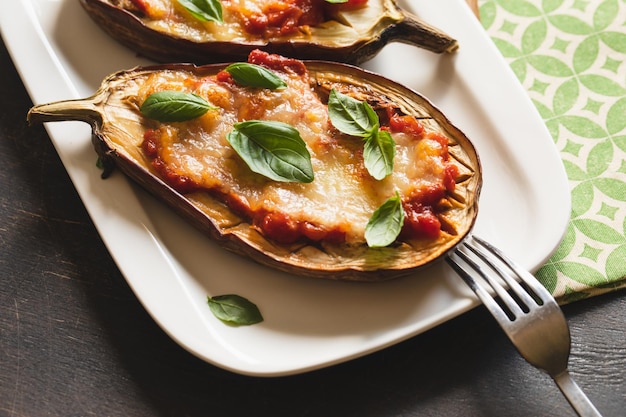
[207,294,263,326]
[227,120,314,183]
[328,89,395,180]
[140,91,217,122]
[328,88,378,136]
[224,63,287,90]
[363,129,395,181]
[177,0,223,23]
[365,192,405,247]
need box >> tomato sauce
[386,107,425,136]
[401,186,446,240]
[239,0,373,37]
[248,48,308,75]
[254,211,346,244]
[242,0,324,37]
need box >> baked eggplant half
[79,0,458,64]
[28,51,481,281]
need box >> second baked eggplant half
[80,0,458,64]
[28,50,481,281]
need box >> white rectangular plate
[0,0,570,376]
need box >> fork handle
[552,370,603,416]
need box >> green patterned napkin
[477,0,626,303]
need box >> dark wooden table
[1,37,625,417]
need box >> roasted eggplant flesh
[28,51,480,281]
[80,0,458,64]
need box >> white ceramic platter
[0,0,571,376]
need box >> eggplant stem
[391,12,459,54]
[27,97,103,127]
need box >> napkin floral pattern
[477,0,626,303]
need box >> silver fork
[446,234,602,417]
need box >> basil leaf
[207,294,263,326]
[327,90,395,179]
[140,91,216,122]
[227,120,314,183]
[363,129,395,180]
[365,192,405,247]
[328,89,378,137]
[177,0,223,23]
[225,63,287,90]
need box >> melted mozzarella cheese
[138,69,448,243]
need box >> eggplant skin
[79,0,458,65]
[28,58,480,281]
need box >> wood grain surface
[1,37,625,417]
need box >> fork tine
[471,235,553,303]
[453,245,526,319]
[446,249,516,323]
[463,237,539,312]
